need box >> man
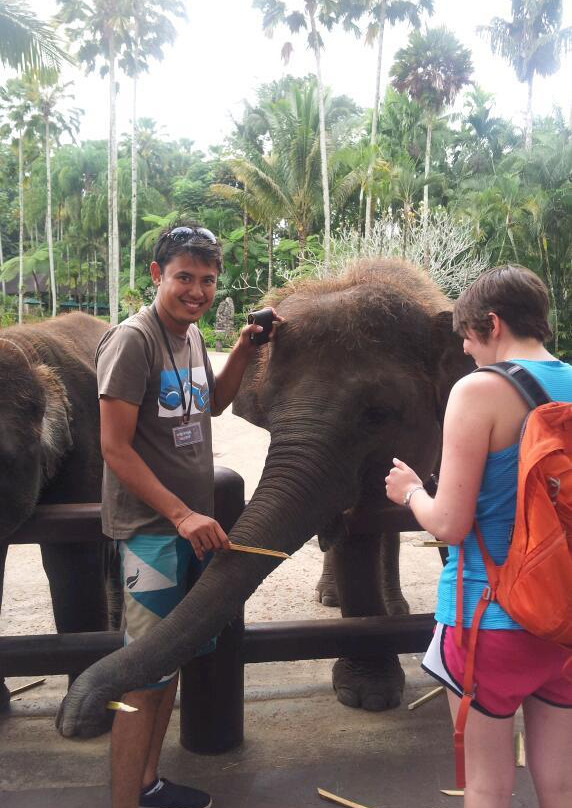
[96,224,276,808]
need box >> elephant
[56,257,474,739]
[0,312,120,710]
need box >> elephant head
[56,258,474,737]
[0,339,73,538]
[0,314,108,539]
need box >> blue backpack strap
[475,361,552,409]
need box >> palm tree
[119,1,185,310]
[0,77,36,322]
[212,81,338,263]
[390,27,472,222]
[57,0,133,324]
[23,74,81,316]
[0,0,71,74]
[479,1,572,150]
[344,0,434,238]
[253,1,345,269]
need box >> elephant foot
[314,571,339,607]
[383,593,410,616]
[332,656,405,711]
[0,681,11,712]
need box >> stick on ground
[9,678,46,696]
[317,787,373,808]
[408,685,445,710]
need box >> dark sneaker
[139,777,212,808]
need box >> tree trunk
[422,117,433,270]
[108,35,120,325]
[129,73,138,316]
[243,200,248,278]
[524,75,534,151]
[94,251,98,317]
[539,235,559,354]
[18,134,24,325]
[423,117,432,220]
[308,8,331,270]
[0,229,5,298]
[297,225,307,263]
[268,224,273,290]
[45,115,57,317]
[365,2,386,241]
[402,200,410,258]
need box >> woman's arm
[385,374,495,544]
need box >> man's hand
[237,307,284,353]
[175,511,230,560]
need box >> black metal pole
[179,466,245,754]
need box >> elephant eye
[362,405,397,426]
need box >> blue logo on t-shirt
[158,368,210,417]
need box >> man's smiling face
[151,255,218,335]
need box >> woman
[385,265,572,808]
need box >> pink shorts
[422,623,572,718]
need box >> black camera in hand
[247,307,274,346]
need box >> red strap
[473,521,501,590]
[455,543,464,648]
[453,588,495,788]
[453,520,499,786]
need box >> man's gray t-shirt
[95,303,215,540]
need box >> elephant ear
[34,364,73,481]
[430,310,475,425]
[232,348,270,431]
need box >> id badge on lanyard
[172,421,203,448]
[154,307,205,450]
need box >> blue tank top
[435,359,572,629]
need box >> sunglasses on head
[165,226,217,244]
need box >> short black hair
[153,221,223,274]
[453,264,552,342]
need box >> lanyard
[153,306,193,424]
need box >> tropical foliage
[0,2,570,357]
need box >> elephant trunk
[60,407,358,731]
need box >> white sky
[5,0,572,151]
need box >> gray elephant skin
[57,258,473,739]
[0,313,118,706]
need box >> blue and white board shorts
[119,533,216,689]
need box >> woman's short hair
[453,264,552,342]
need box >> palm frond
[0,0,72,73]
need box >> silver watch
[403,485,424,507]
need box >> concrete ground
[0,352,537,807]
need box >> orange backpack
[453,361,572,788]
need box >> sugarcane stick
[408,685,445,710]
[228,541,291,559]
[515,731,526,767]
[317,787,373,808]
[9,678,46,696]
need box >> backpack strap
[475,361,552,408]
[453,521,500,788]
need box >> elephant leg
[379,531,410,616]
[0,542,10,711]
[315,513,348,607]
[41,541,111,687]
[315,548,339,607]
[331,533,405,711]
